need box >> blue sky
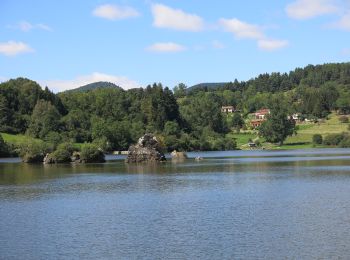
[0,0,349,92]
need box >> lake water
[1,149,350,259]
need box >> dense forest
[1,62,350,153]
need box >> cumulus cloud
[42,72,141,92]
[0,41,34,56]
[146,42,187,53]
[332,11,350,30]
[93,4,139,20]
[151,3,204,31]
[258,39,289,51]
[219,18,264,39]
[286,0,339,20]
[219,18,288,51]
[8,21,52,32]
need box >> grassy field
[228,112,349,150]
[227,132,259,149]
[1,132,38,145]
[284,113,349,145]
[1,132,85,149]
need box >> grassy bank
[1,133,37,145]
[1,132,83,150]
[229,112,349,150]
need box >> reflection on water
[1,148,350,259]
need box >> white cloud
[286,0,339,20]
[219,17,289,52]
[219,18,264,39]
[258,39,289,51]
[341,48,350,56]
[18,21,33,31]
[146,42,187,53]
[36,23,53,31]
[8,21,52,32]
[42,72,141,92]
[93,4,139,20]
[332,11,350,30]
[151,3,204,31]
[0,41,34,56]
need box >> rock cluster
[171,150,188,161]
[126,134,166,163]
[43,150,105,164]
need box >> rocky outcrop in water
[43,148,105,164]
[126,134,166,163]
[43,153,55,164]
[171,150,188,161]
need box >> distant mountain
[64,81,122,93]
[188,82,228,92]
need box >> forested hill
[189,62,350,93]
[63,81,121,93]
[188,82,228,92]
[0,62,350,152]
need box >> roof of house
[255,108,270,115]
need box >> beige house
[221,106,236,113]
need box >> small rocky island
[20,142,105,164]
[126,134,166,163]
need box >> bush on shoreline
[323,132,350,147]
[17,139,105,164]
[0,135,10,157]
[49,142,75,163]
[80,144,105,163]
[19,140,50,163]
[312,134,323,145]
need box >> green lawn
[1,132,38,145]
[227,132,258,148]
[1,132,84,149]
[228,112,349,150]
[284,112,349,145]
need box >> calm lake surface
[1,148,350,259]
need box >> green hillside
[188,82,228,92]
[63,81,121,93]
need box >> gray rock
[126,134,166,163]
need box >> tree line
[0,62,350,153]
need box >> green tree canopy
[231,112,244,130]
[259,96,296,145]
[27,100,61,139]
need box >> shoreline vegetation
[0,62,350,162]
[1,111,349,162]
